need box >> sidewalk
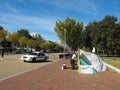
[0,59,120,90]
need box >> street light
[64,29,66,59]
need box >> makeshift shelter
[79,50,107,74]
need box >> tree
[84,15,120,55]
[17,29,32,39]
[31,40,40,49]
[39,41,64,52]
[112,23,120,55]
[0,26,3,30]
[54,17,83,50]
[0,29,8,48]
[1,39,12,49]
[8,32,19,47]
[54,43,64,52]
[40,42,49,51]
[0,30,8,40]
[27,39,34,48]
[18,37,29,48]
[84,20,99,50]
[98,15,118,55]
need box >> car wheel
[32,58,36,62]
[23,60,26,62]
[44,57,47,61]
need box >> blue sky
[0,0,120,41]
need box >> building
[30,33,39,38]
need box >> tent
[79,50,107,74]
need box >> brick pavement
[0,59,120,90]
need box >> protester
[70,51,78,69]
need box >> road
[0,53,60,80]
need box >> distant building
[30,33,39,38]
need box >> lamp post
[0,40,1,48]
[64,29,66,59]
[0,38,2,48]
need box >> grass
[102,57,120,69]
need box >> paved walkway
[0,59,120,90]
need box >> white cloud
[2,3,20,13]
[0,13,57,33]
[35,0,99,15]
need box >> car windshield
[28,52,38,55]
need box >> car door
[40,53,45,60]
[35,53,40,61]
[37,53,45,61]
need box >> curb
[103,62,120,74]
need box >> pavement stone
[0,59,120,90]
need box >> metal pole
[64,29,66,59]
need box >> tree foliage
[84,15,120,55]
[0,15,120,55]
[17,29,32,39]
[1,39,12,50]
[54,15,120,55]
[40,41,64,52]
[54,17,83,50]
[0,30,8,40]
[18,37,29,47]
[8,32,19,44]
[0,26,3,30]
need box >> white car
[21,51,49,62]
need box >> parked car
[21,51,49,62]
[12,50,21,54]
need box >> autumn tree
[8,32,19,47]
[18,37,29,48]
[0,29,8,40]
[0,26,8,48]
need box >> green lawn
[102,57,120,69]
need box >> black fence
[59,53,72,59]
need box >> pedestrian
[1,48,4,60]
[70,51,78,69]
